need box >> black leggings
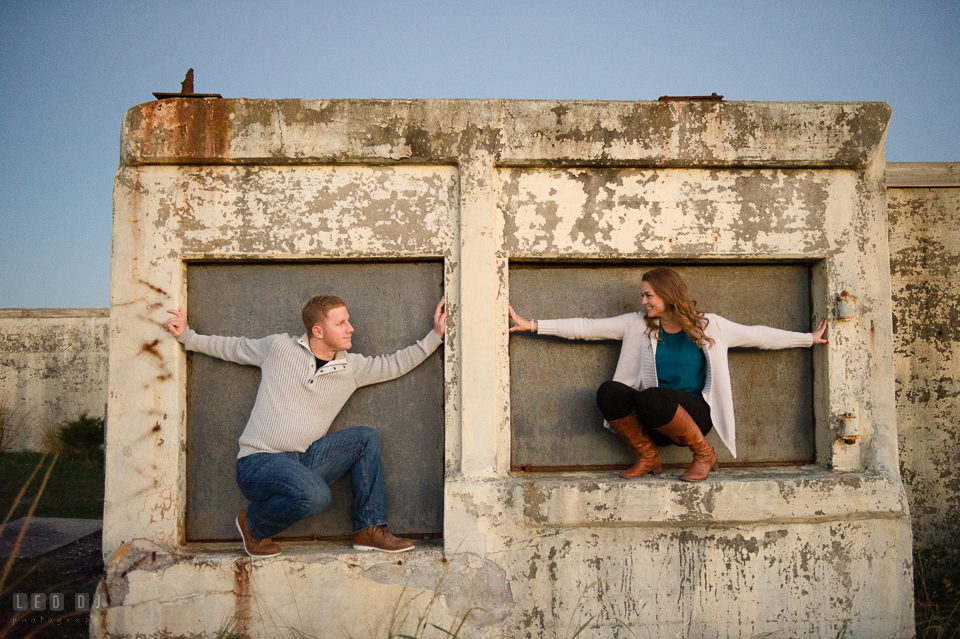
[596,381,713,447]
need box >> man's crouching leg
[236,451,333,558]
[303,425,414,553]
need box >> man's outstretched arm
[351,298,446,387]
[162,307,277,367]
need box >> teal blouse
[655,328,707,395]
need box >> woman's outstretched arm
[509,303,634,340]
[713,314,826,349]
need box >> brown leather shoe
[236,509,282,558]
[353,525,414,553]
[654,405,717,482]
[609,413,662,478]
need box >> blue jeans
[235,426,388,540]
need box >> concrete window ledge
[173,538,445,562]
[99,539,451,604]
[468,467,908,528]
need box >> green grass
[0,452,104,521]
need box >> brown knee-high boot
[655,405,717,482]
[608,413,662,478]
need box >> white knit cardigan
[536,313,812,458]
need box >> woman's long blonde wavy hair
[641,267,714,347]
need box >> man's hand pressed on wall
[163,307,188,339]
[434,297,447,338]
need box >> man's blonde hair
[302,295,346,331]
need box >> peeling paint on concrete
[364,552,514,627]
[500,168,836,256]
[123,165,456,260]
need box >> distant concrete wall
[0,309,109,451]
[888,162,960,550]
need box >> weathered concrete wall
[0,309,109,451]
[97,99,914,638]
[888,162,960,550]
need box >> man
[162,295,445,557]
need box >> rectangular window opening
[509,262,816,472]
[184,260,445,542]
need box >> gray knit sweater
[178,328,443,458]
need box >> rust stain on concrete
[140,339,162,359]
[233,559,252,636]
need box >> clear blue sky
[1,0,958,308]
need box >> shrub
[48,413,105,465]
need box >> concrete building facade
[94,98,915,638]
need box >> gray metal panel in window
[185,261,444,541]
[509,263,814,470]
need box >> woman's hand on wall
[811,317,828,344]
[163,307,188,339]
[508,303,535,333]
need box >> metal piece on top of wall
[153,68,222,100]
[658,93,724,102]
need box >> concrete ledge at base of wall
[92,521,914,639]
[887,162,960,187]
[0,308,109,318]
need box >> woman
[509,267,828,482]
